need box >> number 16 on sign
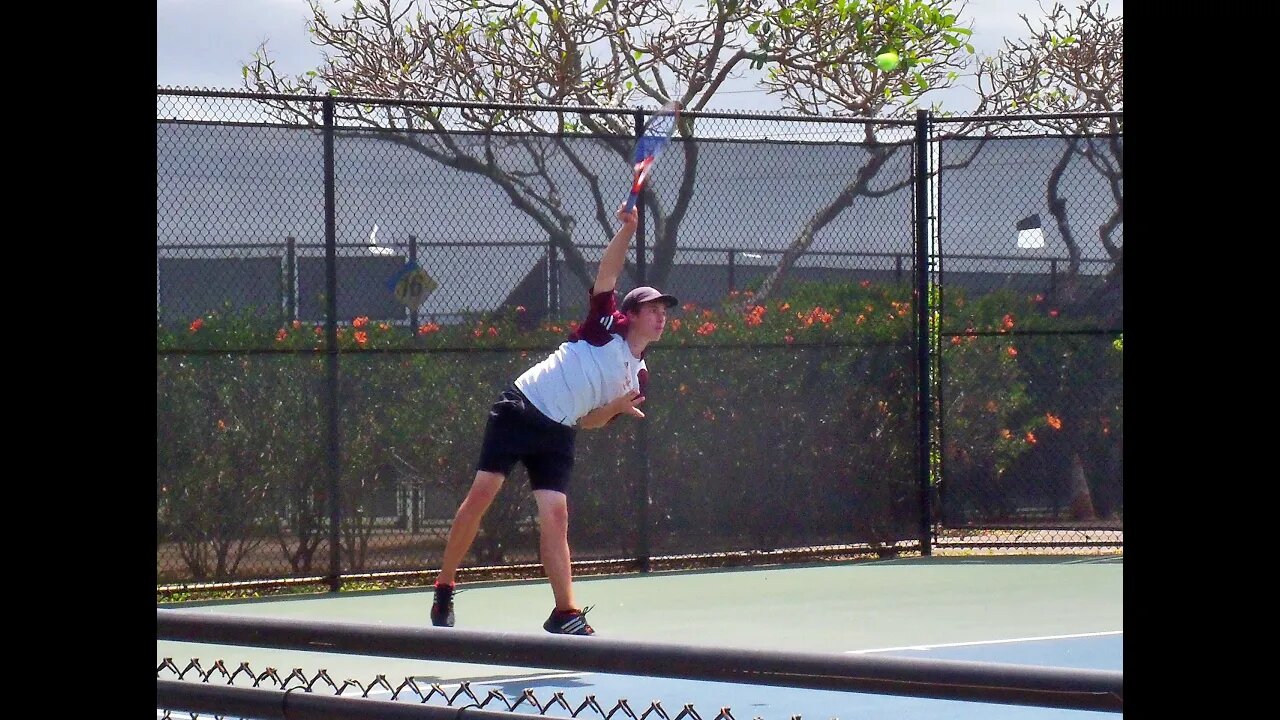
[387,261,438,308]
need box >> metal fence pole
[914,109,934,556]
[408,234,419,331]
[633,108,651,573]
[285,236,296,322]
[323,96,343,591]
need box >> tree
[241,1,986,295]
[243,0,772,293]
[742,0,977,303]
[967,0,1123,521]
[972,0,1123,310]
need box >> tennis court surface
[157,555,1122,718]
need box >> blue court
[158,556,1122,719]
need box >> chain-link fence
[156,89,1122,590]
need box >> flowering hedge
[156,280,1121,582]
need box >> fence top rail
[156,609,1123,712]
[932,110,1122,124]
[162,86,1077,127]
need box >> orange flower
[999,428,1012,440]
[678,383,689,395]
[1049,309,1059,318]
[1006,346,1018,357]
[950,336,962,345]
[695,322,717,336]
[354,331,369,345]
[779,302,790,312]
[860,280,871,288]
[1046,413,1062,430]
[487,326,499,337]
[275,329,288,342]
[189,317,204,333]
[217,419,227,432]
[417,323,440,335]
[1001,314,1015,331]
[985,400,999,413]
[670,318,681,331]
[784,334,794,344]
[378,322,390,331]
[353,316,369,329]
[1034,294,1045,303]
[292,320,302,330]
[1025,431,1037,444]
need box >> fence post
[914,110,934,556]
[323,95,343,592]
[727,249,737,293]
[633,108,651,573]
[285,236,296,323]
[409,235,420,331]
[548,237,559,320]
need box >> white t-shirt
[515,289,649,426]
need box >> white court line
[844,630,1122,654]
[387,631,1127,689]
[357,632,1127,696]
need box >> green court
[157,554,1122,699]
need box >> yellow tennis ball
[875,51,900,72]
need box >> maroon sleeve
[568,288,627,346]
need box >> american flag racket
[623,101,681,212]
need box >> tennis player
[430,202,678,635]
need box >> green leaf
[592,0,608,13]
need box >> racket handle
[624,192,640,212]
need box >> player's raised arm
[592,203,639,295]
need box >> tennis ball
[874,51,900,72]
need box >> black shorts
[476,385,578,493]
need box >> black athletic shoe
[430,583,455,627]
[543,606,594,635]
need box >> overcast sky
[156,0,1121,114]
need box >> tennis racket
[623,100,681,212]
